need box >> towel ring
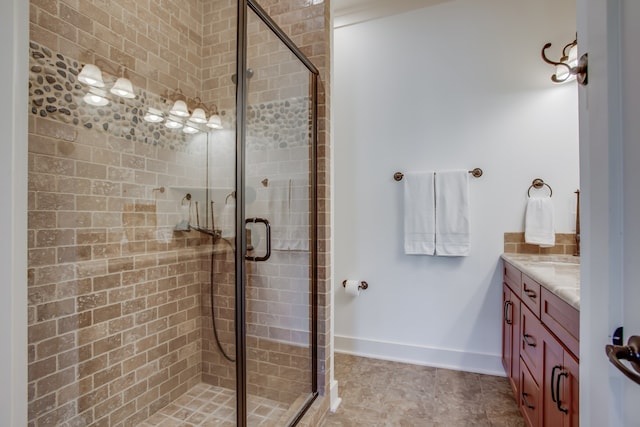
[527,178,553,197]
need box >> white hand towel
[404,172,436,255]
[435,170,470,256]
[525,197,555,247]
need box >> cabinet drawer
[520,357,541,427]
[541,287,580,358]
[521,303,543,381]
[504,261,522,296]
[521,274,541,316]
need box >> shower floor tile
[140,383,289,427]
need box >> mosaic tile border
[28,41,311,153]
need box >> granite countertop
[501,253,580,311]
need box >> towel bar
[393,168,483,181]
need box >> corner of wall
[1,0,29,425]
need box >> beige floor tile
[323,354,523,427]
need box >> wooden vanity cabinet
[502,260,579,427]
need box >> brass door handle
[606,335,640,385]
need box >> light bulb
[165,116,183,129]
[83,88,109,106]
[183,122,200,134]
[143,107,164,123]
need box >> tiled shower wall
[27,0,332,426]
[27,40,216,427]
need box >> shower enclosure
[26,0,319,426]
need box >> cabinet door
[520,357,541,427]
[502,283,520,396]
[521,303,543,380]
[562,352,579,427]
[502,285,513,372]
[542,329,565,427]
[542,327,580,427]
[510,295,521,397]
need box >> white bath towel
[404,172,436,255]
[288,179,309,251]
[525,197,555,247]
[435,170,470,256]
[266,178,309,251]
[268,179,291,250]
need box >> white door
[578,0,640,426]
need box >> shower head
[231,68,254,84]
[225,191,237,204]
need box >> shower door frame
[235,1,320,425]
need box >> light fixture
[190,108,207,124]
[206,114,223,129]
[83,88,109,106]
[158,89,224,132]
[143,107,164,123]
[110,77,135,98]
[164,116,183,129]
[78,64,105,87]
[169,100,190,117]
[183,121,200,134]
[541,36,588,85]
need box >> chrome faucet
[574,189,580,256]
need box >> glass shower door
[240,3,318,425]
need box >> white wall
[333,0,578,374]
[0,0,28,425]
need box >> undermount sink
[536,260,580,266]
[555,286,580,300]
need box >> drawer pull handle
[523,333,536,347]
[524,288,537,299]
[556,371,569,413]
[550,365,569,413]
[504,300,513,325]
[521,392,535,409]
[550,365,561,403]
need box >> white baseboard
[334,335,505,376]
[329,379,341,413]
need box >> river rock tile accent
[28,42,189,150]
[29,41,309,153]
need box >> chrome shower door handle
[244,217,271,262]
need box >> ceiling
[332,0,452,28]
